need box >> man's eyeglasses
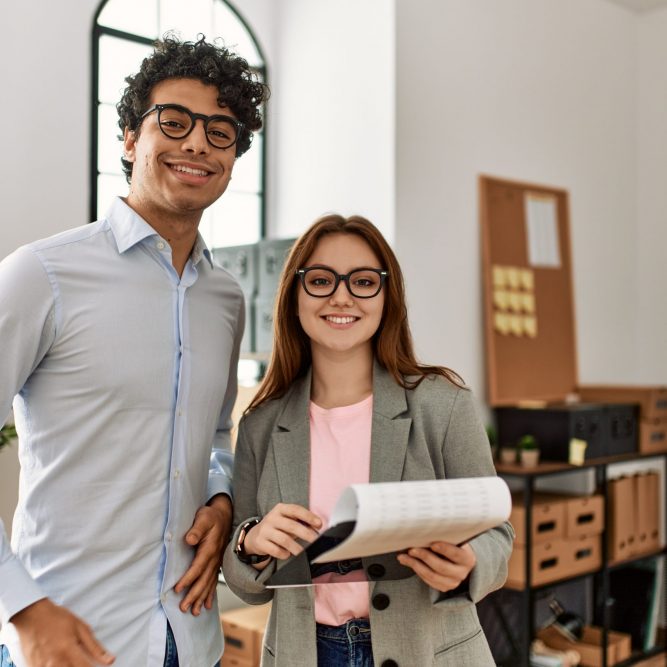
[137,103,244,150]
[296,267,388,299]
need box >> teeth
[326,316,356,324]
[171,164,209,176]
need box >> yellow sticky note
[523,316,538,338]
[492,266,506,288]
[522,293,536,314]
[569,438,587,466]
[493,290,509,311]
[508,291,522,313]
[520,269,534,291]
[506,267,520,290]
[509,315,523,336]
[494,312,510,335]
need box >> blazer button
[367,563,386,579]
[372,593,390,610]
[381,661,399,667]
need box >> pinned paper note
[569,438,587,466]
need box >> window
[91,0,266,247]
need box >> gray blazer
[222,365,514,666]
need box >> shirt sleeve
[207,292,245,502]
[0,246,56,625]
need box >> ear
[123,128,137,163]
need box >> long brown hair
[246,214,463,413]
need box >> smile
[169,164,212,176]
[324,315,358,324]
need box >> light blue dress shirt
[0,198,243,667]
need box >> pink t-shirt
[309,394,373,626]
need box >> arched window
[91,0,266,248]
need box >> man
[0,36,268,667]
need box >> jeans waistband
[316,618,371,643]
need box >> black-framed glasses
[138,103,244,150]
[296,266,388,298]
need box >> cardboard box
[537,625,632,666]
[608,476,636,563]
[578,385,667,422]
[506,539,568,589]
[635,472,661,555]
[220,604,271,666]
[639,420,667,454]
[565,534,602,577]
[564,495,605,539]
[511,494,567,545]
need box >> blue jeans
[316,618,374,667]
[0,646,11,667]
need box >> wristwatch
[234,518,271,565]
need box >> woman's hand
[243,503,322,561]
[397,541,476,593]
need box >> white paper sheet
[311,476,511,563]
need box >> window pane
[213,2,262,66]
[202,192,260,248]
[99,35,153,105]
[97,174,129,219]
[98,0,158,40]
[98,103,124,176]
[230,133,262,194]
[159,0,213,42]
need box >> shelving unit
[492,451,667,667]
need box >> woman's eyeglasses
[296,267,388,298]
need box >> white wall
[637,7,667,381]
[265,0,395,241]
[396,0,644,403]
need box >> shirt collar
[105,197,213,269]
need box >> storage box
[635,472,660,555]
[565,534,602,578]
[496,404,638,462]
[579,385,667,422]
[608,476,636,563]
[563,494,604,539]
[639,420,667,454]
[506,539,569,589]
[537,625,632,666]
[510,494,567,545]
[220,604,271,666]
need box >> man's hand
[174,494,232,616]
[12,598,114,667]
[397,541,476,593]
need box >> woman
[222,215,513,666]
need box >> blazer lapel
[369,363,412,483]
[271,371,312,508]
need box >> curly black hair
[117,34,269,183]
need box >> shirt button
[173,469,181,479]
[166,532,173,542]
[157,241,166,250]
[178,410,183,417]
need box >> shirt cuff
[0,556,47,626]
[207,471,232,504]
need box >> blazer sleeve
[436,387,514,608]
[221,417,277,605]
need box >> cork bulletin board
[480,175,578,405]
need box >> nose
[181,119,210,154]
[328,279,354,306]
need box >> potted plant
[499,443,517,465]
[518,433,540,467]
[0,423,17,452]
[485,425,498,461]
